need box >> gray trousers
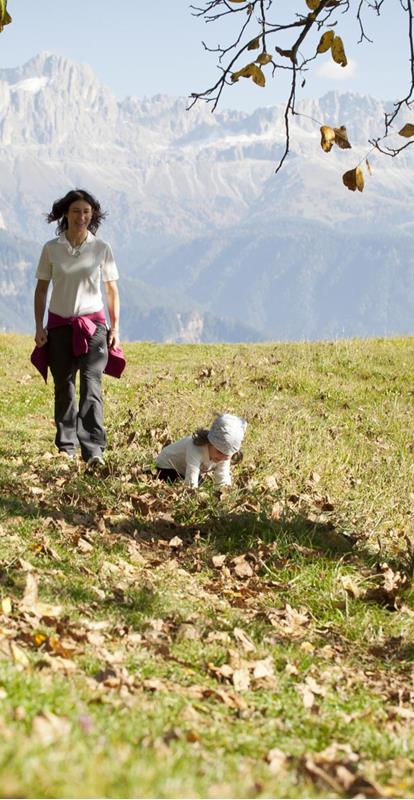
[47,324,108,461]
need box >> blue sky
[0,0,408,112]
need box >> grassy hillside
[1,332,414,799]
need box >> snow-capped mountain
[1,52,414,341]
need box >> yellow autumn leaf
[247,38,260,50]
[33,632,48,648]
[0,0,11,32]
[365,157,372,175]
[306,0,320,9]
[398,123,414,138]
[232,64,255,82]
[342,166,364,192]
[256,52,272,65]
[317,30,335,53]
[334,125,352,149]
[232,63,265,87]
[320,125,336,152]
[232,64,253,81]
[331,35,347,67]
[251,64,266,87]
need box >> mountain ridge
[1,52,413,342]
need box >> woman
[33,188,122,467]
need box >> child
[156,413,247,488]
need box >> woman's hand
[104,281,120,350]
[107,328,120,350]
[34,280,50,347]
[35,326,48,347]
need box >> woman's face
[66,200,93,234]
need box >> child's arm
[213,460,232,486]
[184,441,203,488]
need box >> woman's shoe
[86,455,105,469]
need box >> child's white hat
[207,413,247,456]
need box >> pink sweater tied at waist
[30,309,126,382]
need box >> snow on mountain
[1,52,414,341]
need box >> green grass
[1,332,414,798]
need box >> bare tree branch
[189,0,414,176]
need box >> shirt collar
[58,230,94,251]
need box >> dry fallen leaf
[32,710,71,746]
[20,573,63,618]
[1,596,12,615]
[10,642,30,668]
[232,556,254,579]
[77,537,94,554]
[169,536,183,550]
[340,574,362,598]
[232,667,251,692]
[265,747,288,774]
[252,656,275,682]
[299,685,316,709]
[233,627,256,653]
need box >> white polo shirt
[36,231,119,317]
[156,436,232,487]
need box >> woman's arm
[34,280,50,346]
[104,280,120,349]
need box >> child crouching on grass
[155,413,247,489]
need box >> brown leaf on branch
[320,125,336,152]
[231,63,266,87]
[334,125,351,149]
[256,53,272,65]
[0,0,12,33]
[317,30,335,54]
[399,123,414,138]
[331,35,347,67]
[320,124,351,153]
[342,166,364,192]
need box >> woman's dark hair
[46,189,107,235]
[192,427,243,462]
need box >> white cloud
[316,58,357,81]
